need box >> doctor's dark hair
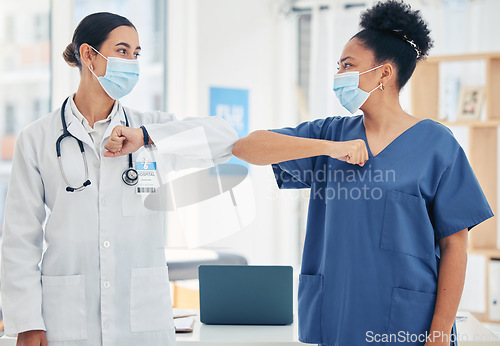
[63,12,136,70]
[352,0,433,90]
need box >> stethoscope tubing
[57,96,137,192]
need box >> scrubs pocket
[385,287,435,345]
[41,274,87,342]
[380,190,435,260]
[130,266,175,332]
[297,274,323,344]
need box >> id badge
[136,147,159,194]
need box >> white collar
[69,93,119,131]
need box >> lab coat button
[103,281,111,288]
[103,320,110,329]
[103,241,110,248]
[93,161,100,168]
[101,198,108,206]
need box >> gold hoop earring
[380,83,385,91]
[90,65,94,71]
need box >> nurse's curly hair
[352,0,433,89]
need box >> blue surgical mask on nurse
[87,45,140,100]
[333,65,384,114]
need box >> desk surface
[455,312,500,346]
[175,310,500,346]
[175,309,302,346]
[1,311,497,345]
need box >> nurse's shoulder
[419,118,463,165]
[308,114,357,129]
[420,118,460,144]
[289,114,360,141]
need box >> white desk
[175,310,500,346]
[175,310,303,346]
[1,311,498,345]
[0,311,304,346]
[455,312,500,345]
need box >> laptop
[198,265,293,325]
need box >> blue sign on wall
[210,87,249,169]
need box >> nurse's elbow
[232,131,268,166]
[232,137,248,159]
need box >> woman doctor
[233,1,492,346]
[1,12,237,346]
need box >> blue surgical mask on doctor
[333,65,384,114]
[87,45,139,100]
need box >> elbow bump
[232,140,244,158]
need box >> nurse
[1,12,237,346]
[233,1,492,346]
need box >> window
[34,14,50,41]
[0,0,51,235]
[4,105,16,135]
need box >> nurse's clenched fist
[103,125,151,157]
[329,139,369,167]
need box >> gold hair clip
[390,29,422,58]
[402,34,422,59]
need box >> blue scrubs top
[270,115,493,346]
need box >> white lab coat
[0,98,238,345]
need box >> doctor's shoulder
[13,108,61,153]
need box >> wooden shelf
[468,248,500,258]
[425,52,500,63]
[470,311,500,324]
[412,52,500,122]
[438,120,500,127]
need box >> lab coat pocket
[385,287,435,345]
[380,190,435,260]
[130,266,175,332]
[297,274,323,343]
[41,274,87,342]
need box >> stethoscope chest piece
[122,168,139,186]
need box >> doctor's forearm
[144,116,238,161]
[232,130,331,165]
[426,229,468,345]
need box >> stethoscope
[57,97,139,192]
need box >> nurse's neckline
[361,117,430,159]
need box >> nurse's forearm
[426,229,468,345]
[233,130,368,166]
[232,130,329,165]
